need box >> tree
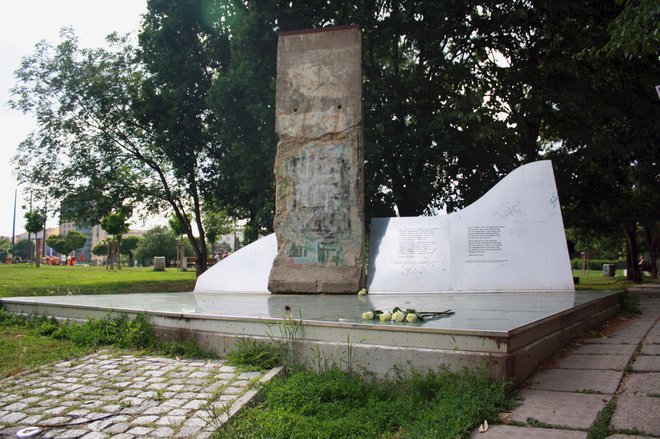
[101,210,131,270]
[136,0,235,274]
[120,236,141,267]
[134,225,178,266]
[529,1,660,281]
[46,231,87,263]
[13,239,30,260]
[202,210,233,253]
[24,209,46,265]
[92,239,110,266]
[9,29,213,277]
[0,237,11,262]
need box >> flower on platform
[392,311,405,322]
[361,307,454,324]
[357,288,368,296]
[284,305,291,312]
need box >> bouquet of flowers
[361,306,454,323]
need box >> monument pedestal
[268,265,364,294]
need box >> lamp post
[11,189,17,263]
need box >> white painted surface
[195,161,573,294]
[194,234,277,293]
[367,160,574,293]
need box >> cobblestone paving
[0,351,280,438]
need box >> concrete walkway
[0,353,282,438]
[472,283,660,438]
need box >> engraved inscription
[467,225,507,262]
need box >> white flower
[392,311,405,322]
[392,311,406,322]
[361,311,374,320]
[357,288,368,296]
[379,312,391,322]
[405,313,418,323]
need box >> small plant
[265,305,303,369]
[154,389,165,401]
[619,291,641,315]
[226,338,281,370]
[588,400,616,438]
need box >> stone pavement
[0,352,282,438]
[472,282,660,438]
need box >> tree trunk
[116,237,122,270]
[623,224,641,282]
[35,238,42,268]
[109,241,115,271]
[644,224,657,278]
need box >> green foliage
[619,291,641,315]
[13,238,30,260]
[168,215,191,238]
[226,338,281,370]
[216,366,512,439]
[93,239,110,257]
[120,236,141,265]
[603,0,660,59]
[46,230,87,257]
[49,314,159,349]
[134,225,179,264]
[0,237,11,261]
[571,259,620,271]
[588,400,616,438]
[0,308,29,327]
[0,308,213,377]
[160,339,215,359]
[10,27,211,276]
[101,210,130,237]
[24,210,46,235]
[203,210,234,249]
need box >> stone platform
[0,290,621,383]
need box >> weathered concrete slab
[644,328,660,344]
[269,25,365,294]
[582,335,643,345]
[606,434,654,439]
[509,389,610,429]
[468,424,587,438]
[641,344,660,355]
[610,395,660,436]
[622,372,660,396]
[527,369,623,394]
[632,355,660,372]
[555,353,629,370]
[572,343,637,356]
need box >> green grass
[0,325,91,378]
[587,400,616,439]
[0,264,196,297]
[215,366,512,439]
[0,309,213,379]
[572,269,635,291]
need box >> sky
[0,0,148,237]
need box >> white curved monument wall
[367,160,574,293]
[195,160,573,294]
[194,233,277,293]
